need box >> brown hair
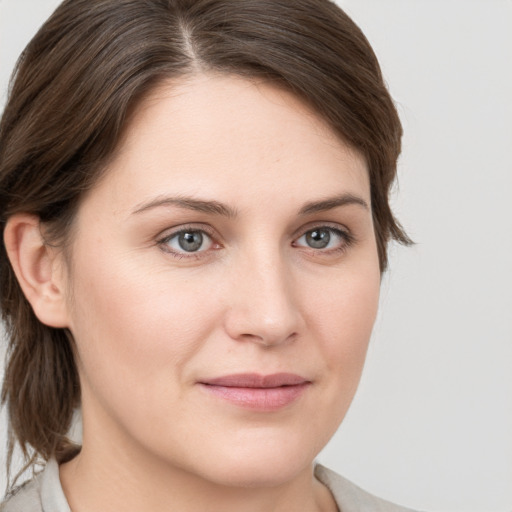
[0,0,411,488]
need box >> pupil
[306,229,330,249]
[179,232,203,252]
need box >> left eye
[294,227,347,250]
[163,230,214,253]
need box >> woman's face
[62,74,380,486]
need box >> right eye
[159,229,215,255]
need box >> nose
[223,250,302,347]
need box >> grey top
[1,459,417,512]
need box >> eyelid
[157,223,216,241]
[292,221,352,240]
[156,224,221,257]
[292,223,355,251]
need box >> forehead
[84,73,369,216]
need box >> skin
[6,73,381,512]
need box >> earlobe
[4,214,70,328]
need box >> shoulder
[0,477,43,512]
[315,464,420,512]
[1,459,70,512]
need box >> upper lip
[201,373,310,388]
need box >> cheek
[309,259,380,358]
[66,246,220,397]
[306,260,380,402]
[282,263,380,459]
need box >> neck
[61,451,335,512]
[59,418,337,512]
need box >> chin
[179,428,325,489]
[201,456,310,489]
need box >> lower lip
[199,383,310,411]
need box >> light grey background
[1,1,511,511]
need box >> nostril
[237,330,298,348]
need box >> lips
[203,372,308,388]
[199,373,311,411]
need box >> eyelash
[156,224,355,260]
[292,225,355,255]
[157,224,218,260]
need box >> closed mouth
[200,372,310,388]
[198,373,311,411]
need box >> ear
[4,214,70,328]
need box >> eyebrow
[298,193,369,215]
[131,196,238,218]
[131,192,369,218]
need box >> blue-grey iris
[306,229,330,249]
[178,232,203,252]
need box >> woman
[0,0,414,510]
